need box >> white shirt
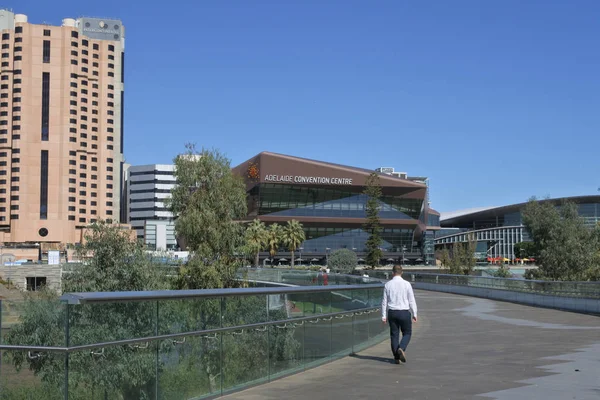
[381,276,417,320]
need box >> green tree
[244,219,268,267]
[267,223,283,265]
[282,220,305,268]
[167,145,248,289]
[5,221,166,399]
[445,243,464,275]
[363,173,383,268]
[436,248,451,267]
[328,249,358,273]
[522,198,600,281]
[513,241,536,259]
[493,264,513,278]
[462,234,477,275]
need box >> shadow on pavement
[349,353,396,364]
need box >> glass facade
[247,183,424,256]
[255,184,422,220]
[301,227,415,253]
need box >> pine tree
[364,173,383,268]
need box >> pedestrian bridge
[1,270,598,399]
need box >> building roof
[441,195,600,225]
[235,151,427,189]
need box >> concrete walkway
[224,290,600,400]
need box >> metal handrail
[59,283,384,304]
[0,306,380,353]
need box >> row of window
[2,28,115,50]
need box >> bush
[328,249,357,273]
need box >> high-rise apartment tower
[0,10,125,245]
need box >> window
[106,193,113,198]
[91,192,97,198]
[108,102,114,107]
[108,63,114,69]
[69,215,75,221]
[81,89,88,95]
[93,71,98,76]
[82,49,88,55]
[10,167,19,173]
[69,169,76,174]
[108,93,114,99]
[10,205,18,210]
[12,116,20,121]
[80,107,87,112]
[92,92,98,98]
[108,44,115,51]
[10,186,18,191]
[106,201,113,207]
[15,27,23,33]
[69,178,76,184]
[14,37,22,43]
[71,41,78,47]
[1,33,8,40]
[0,44,6,49]
[92,83,99,89]
[10,195,18,201]
[93,53,99,59]
[79,218,86,223]
[106,210,113,215]
[79,199,86,205]
[44,29,51,37]
[92,101,98,106]
[92,62,98,67]
[1,53,8,58]
[81,67,88,73]
[71,50,78,57]
[107,110,114,116]
[79,191,86,196]
[43,40,51,63]
[14,56,22,61]
[69,160,76,166]
[108,72,114,77]
[79,209,86,214]
[82,58,88,64]
[71,59,78,65]
[13,69,21,75]
[107,145,114,150]
[26,277,47,292]
[93,44,99,50]
[42,72,50,140]
[82,39,88,47]
[1,62,7,67]
[71,31,78,38]
[109,54,114,60]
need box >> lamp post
[299,247,303,267]
[325,247,330,267]
[401,245,407,266]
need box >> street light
[325,247,331,267]
[299,247,304,266]
[401,245,407,266]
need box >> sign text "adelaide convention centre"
[264,175,353,185]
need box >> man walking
[381,265,418,364]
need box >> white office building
[126,164,178,251]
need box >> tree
[244,219,268,267]
[445,243,464,275]
[167,145,248,289]
[363,173,383,268]
[462,234,477,275]
[514,241,536,259]
[267,223,283,265]
[5,221,167,399]
[493,264,513,278]
[328,249,358,273]
[436,248,451,267]
[522,198,600,281]
[282,220,305,268]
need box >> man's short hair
[392,265,403,275]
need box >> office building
[126,164,177,251]
[0,11,125,249]
[435,195,600,260]
[233,152,440,265]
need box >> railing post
[64,303,69,400]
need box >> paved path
[224,290,600,400]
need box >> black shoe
[394,359,400,364]
[397,348,407,363]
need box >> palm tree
[244,219,267,267]
[267,224,282,266]
[282,220,306,269]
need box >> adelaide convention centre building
[232,152,441,266]
[435,195,600,261]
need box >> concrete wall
[0,264,62,291]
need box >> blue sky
[16,0,600,212]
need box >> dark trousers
[388,309,412,357]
